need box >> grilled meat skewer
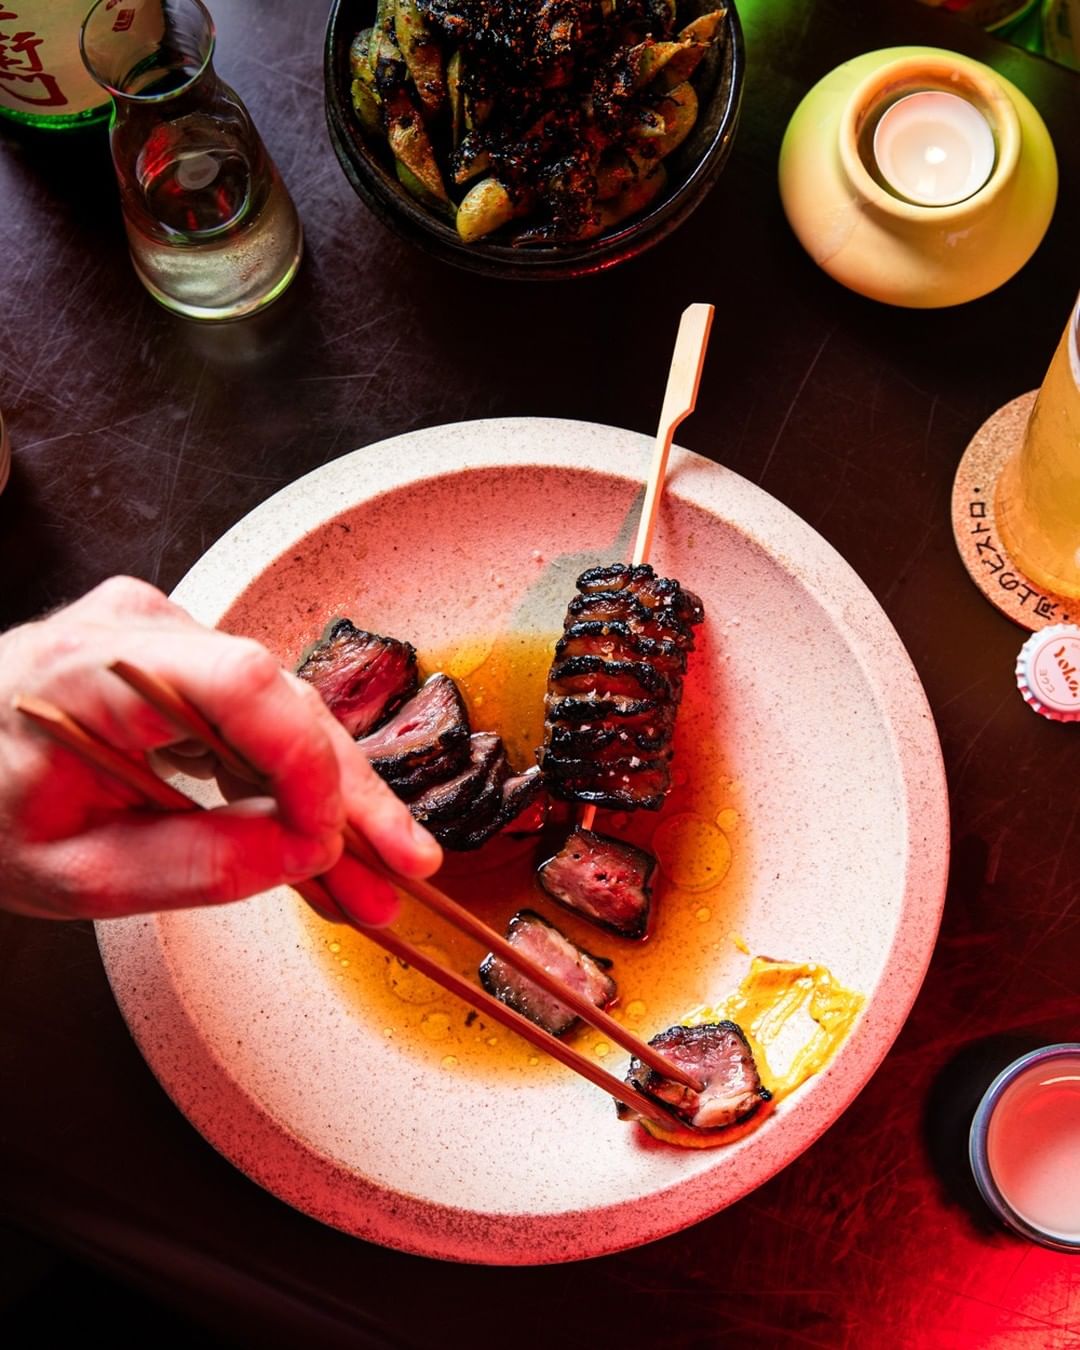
[542,563,703,811]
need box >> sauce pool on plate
[302,628,864,1113]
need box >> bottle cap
[1016,624,1080,723]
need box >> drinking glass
[80,0,302,321]
[995,292,1080,598]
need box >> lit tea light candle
[873,91,996,207]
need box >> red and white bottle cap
[1016,624,1080,723]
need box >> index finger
[116,629,346,842]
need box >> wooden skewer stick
[579,301,715,835]
[106,662,705,1092]
[14,690,690,1129]
[632,301,715,566]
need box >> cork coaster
[952,392,1078,633]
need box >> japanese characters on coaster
[964,488,1075,625]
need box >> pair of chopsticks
[14,664,702,1129]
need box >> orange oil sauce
[302,629,753,1079]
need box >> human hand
[0,577,441,921]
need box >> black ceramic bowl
[324,0,744,280]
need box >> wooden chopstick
[356,920,689,1129]
[13,694,198,813]
[13,689,689,1131]
[108,661,706,1094]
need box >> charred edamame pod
[383,87,450,203]
[350,31,383,137]
[630,80,698,160]
[393,0,446,118]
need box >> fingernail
[409,816,442,863]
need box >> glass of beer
[80,0,302,321]
[995,293,1080,598]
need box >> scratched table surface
[1,0,1079,1345]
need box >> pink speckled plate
[97,418,948,1264]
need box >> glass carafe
[80,0,302,320]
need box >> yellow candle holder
[778,47,1058,308]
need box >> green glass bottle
[0,1,109,129]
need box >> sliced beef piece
[579,562,701,616]
[576,563,657,595]
[538,827,655,939]
[431,744,511,848]
[495,765,545,830]
[548,654,675,702]
[631,605,701,651]
[566,589,651,628]
[556,621,687,680]
[356,673,469,789]
[575,565,705,628]
[297,620,418,737]
[566,591,698,650]
[407,732,502,826]
[545,693,663,724]
[542,754,671,810]
[546,719,671,757]
[478,910,616,1038]
[618,1022,771,1132]
[627,576,705,628]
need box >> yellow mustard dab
[635,958,865,1149]
[698,956,865,1102]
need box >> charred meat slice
[581,563,705,627]
[356,674,469,790]
[566,590,652,629]
[545,693,667,725]
[556,621,687,680]
[297,620,418,737]
[407,732,502,826]
[566,587,701,649]
[541,754,670,809]
[628,576,704,627]
[548,654,675,702]
[576,563,657,595]
[538,827,655,939]
[618,1022,771,1132]
[546,725,673,762]
[430,742,510,848]
[478,910,616,1038]
[431,759,546,851]
[496,765,545,829]
[546,715,671,757]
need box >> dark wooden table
[2,0,1078,1344]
